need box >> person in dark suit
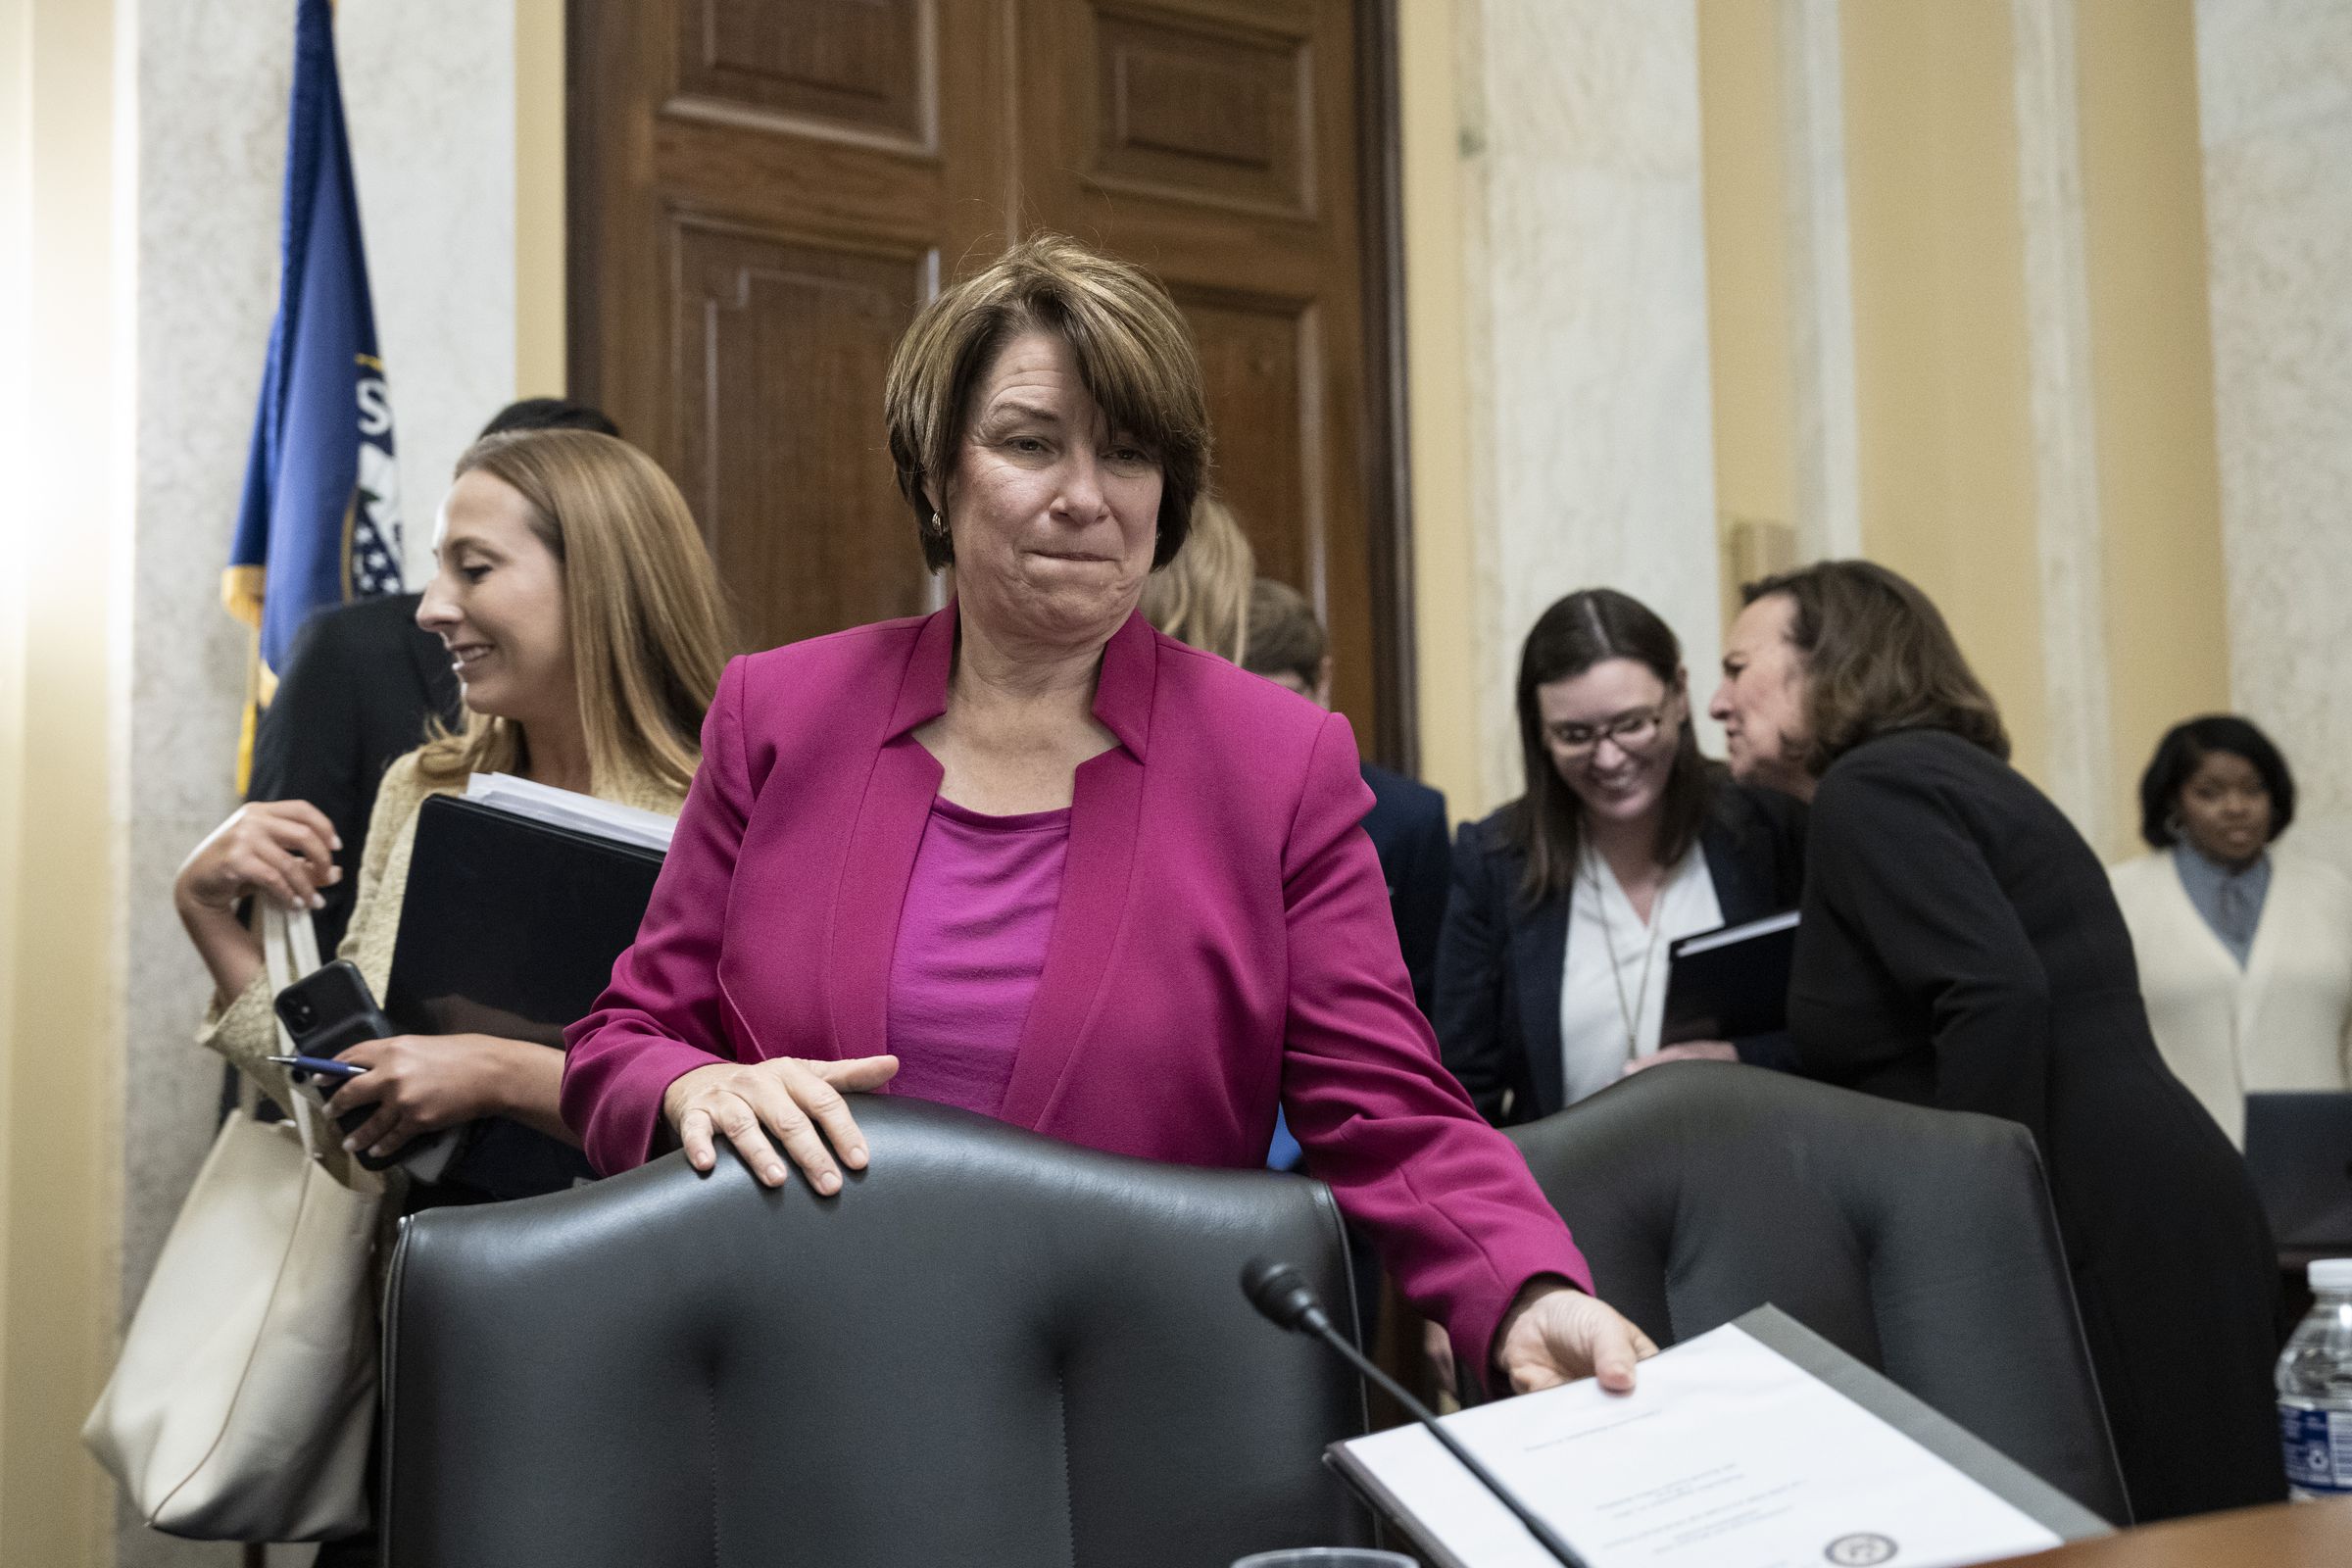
[1711,559,2284,1523]
[1436,590,1806,1127]
[1242,577,1449,1014]
[246,398,620,949]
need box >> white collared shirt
[1558,842,1724,1105]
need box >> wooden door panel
[1181,291,1319,602]
[576,0,1009,652]
[673,223,940,653]
[650,114,951,240]
[1028,0,1383,742]
[1090,4,1313,218]
[674,0,935,149]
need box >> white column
[2195,0,2352,872]
[1778,0,1862,562]
[1455,0,1723,811]
[2011,0,2114,850]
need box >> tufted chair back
[382,1099,1367,1567]
[1508,1062,2129,1523]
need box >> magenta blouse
[884,797,1070,1117]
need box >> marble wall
[1453,0,1724,813]
[1778,0,1862,563]
[340,0,520,576]
[112,3,519,1562]
[2195,0,2352,874]
[2012,0,2117,852]
[119,4,292,1556]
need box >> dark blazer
[1436,780,1807,1124]
[1359,763,1449,1016]
[247,594,462,951]
[1788,728,2282,1522]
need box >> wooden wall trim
[1355,0,1416,773]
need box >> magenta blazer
[562,605,1591,1365]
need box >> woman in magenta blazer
[562,236,1652,1393]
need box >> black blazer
[1436,781,1806,1124]
[247,593,463,952]
[1787,727,2282,1521]
[1359,762,1449,1017]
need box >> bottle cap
[2312,1258,2352,1292]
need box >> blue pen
[265,1054,368,1079]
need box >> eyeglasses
[1544,705,1672,760]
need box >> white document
[465,772,675,853]
[1339,1322,2064,1568]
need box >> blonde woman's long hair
[415,430,735,796]
[1140,495,1254,664]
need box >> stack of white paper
[464,773,675,854]
[1336,1321,2071,1568]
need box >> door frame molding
[1354,0,1414,773]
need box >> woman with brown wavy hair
[1709,559,2283,1523]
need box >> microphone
[1240,1257,1588,1568]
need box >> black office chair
[1510,1061,2131,1524]
[380,1099,1369,1567]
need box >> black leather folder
[1659,909,1799,1046]
[385,794,665,1201]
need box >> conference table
[1999,1496,2352,1563]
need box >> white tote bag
[83,906,384,1542]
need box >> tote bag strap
[255,904,347,1169]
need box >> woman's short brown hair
[1741,560,2009,775]
[884,235,1210,571]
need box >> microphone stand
[1245,1260,1588,1568]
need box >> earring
[929,510,946,536]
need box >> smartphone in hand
[271,960,462,1182]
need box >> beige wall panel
[1842,0,2050,787]
[1401,0,1479,821]
[1698,0,1798,583]
[8,4,129,1564]
[516,0,568,399]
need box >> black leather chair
[380,1099,1369,1567]
[1509,1062,2131,1524]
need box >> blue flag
[225,0,402,714]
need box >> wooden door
[571,0,1013,653]
[571,0,1412,762]
[1019,0,1391,740]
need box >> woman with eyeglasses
[1434,590,1808,1127]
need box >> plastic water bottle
[2278,1257,2352,1499]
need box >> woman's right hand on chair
[662,1054,899,1195]
[174,801,341,914]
